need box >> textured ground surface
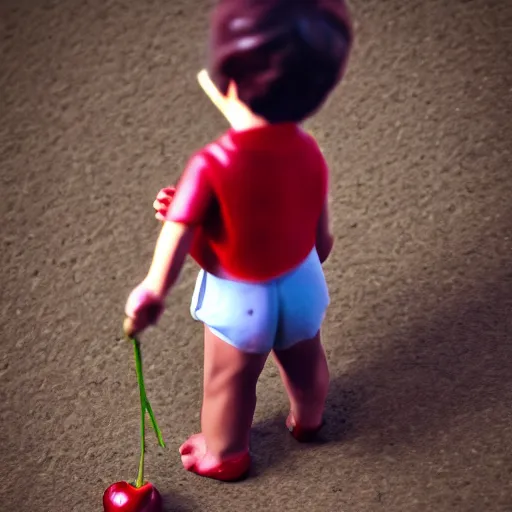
[1,1,511,511]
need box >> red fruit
[103,481,163,512]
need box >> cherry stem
[128,336,166,489]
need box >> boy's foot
[286,412,325,442]
[179,433,250,482]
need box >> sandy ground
[1,0,511,511]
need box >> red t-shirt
[166,123,328,282]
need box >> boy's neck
[227,107,269,132]
[196,70,270,132]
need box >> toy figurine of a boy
[124,0,353,481]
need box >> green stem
[145,396,166,448]
[132,338,146,488]
[128,335,166,488]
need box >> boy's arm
[143,221,195,297]
[143,151,214,295]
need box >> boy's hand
[153,187,176,221]
[124,283,165,337]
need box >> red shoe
[180,434,251,482]
[286,412,324,442]
[189,452,251,482]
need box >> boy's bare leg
[201,326,268,455]
[272,330,329,432]
[180,326,268,480]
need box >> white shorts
[190,248,330,353]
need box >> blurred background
[1,0,511,510]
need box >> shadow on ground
[161,491,199,512]
[252,261,512,469]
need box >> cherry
[103,481,163,512]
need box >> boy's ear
[197,69,228,116]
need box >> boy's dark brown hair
[208,0,353,124]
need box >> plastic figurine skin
[124,0,353,481]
